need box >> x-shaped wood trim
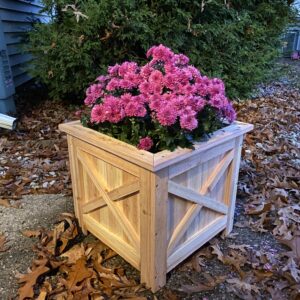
[77,150,140,249]
[167,150,233,255]
[82,180,140,214]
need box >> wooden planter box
[59,120,253,292]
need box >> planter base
[59,120,253,292]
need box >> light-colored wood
[167,216,227,271]
[83,214,139,269]
[59,121,154,170]
[59,120,252,292]
[140,168,169,292]
[168,181,228,215]
[168,139,235,179]
[67,136,87,234]
[77,150,140,249]
[224,135,244,234]
[200,149,234,194]
[167,204,202,256]
[59,121,253,171]
[82,180,140,214]
[153,122,253,171]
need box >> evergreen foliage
[26,0,294,100]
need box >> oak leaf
[17,259,50,300]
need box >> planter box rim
[59,120,253,172]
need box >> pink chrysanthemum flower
[91,104,105,123]
[149,70,163,84]
[139,81,153,94]
[83,44,236,152]
[156,106,177,126]
[137,137,153,151]
[180,114,198,131]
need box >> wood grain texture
[224,135,244,234]
[140,168,169,292]
[60,120,252,292]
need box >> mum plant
[81,45,236,153]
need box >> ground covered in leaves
[0,60,300,299]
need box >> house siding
[0,0,48,113]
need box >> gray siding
[0,0,48,88]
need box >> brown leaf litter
[17,213,147,299]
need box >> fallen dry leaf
[0,234,9,252]
[17,259,50,300]
[179,274,226,294]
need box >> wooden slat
[167,216,227,271]
[75,139,140,177]
[153,122,253,171]
[82,180,140,214]
[67,136,87,233]
[224,136,244,234]
[169,140,234,179]
[200,149,234,194]
[59,121,154,171]
[77,151,140,249]
[168,181,228,214]
[59,121,253,172]
[167,204,202,256]
[83,214,139,270]
[140,168,169,292]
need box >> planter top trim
[59,120,253,172]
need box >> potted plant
[59,45,252,292]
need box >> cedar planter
[59,120,253,292]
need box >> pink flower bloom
[124,73,142,86]
[140,64,153,78]
[118,62,138,77]
[84,83,103,106]
[209,94,228,109]
[172,54,189,66]
[180,114,198,131]
[84,44,236,151]
[84,95,96,106]
[149,95,163,111]
[149,70,163,84]
[119,79,133,89]
[137,137,153,151]
[101,96,125,123]
[106,78,120,91]
[91,104,105,123]
[223,103,236,122]
[148,44,174,62]
[182,84,195,95]
[139,81,153,94]
[108,64,120,76]
[193,96,206,111]
[153,83,163,94]
[96,75,109,83]
[125,101,147,117]
[156,105,177,126]
[120,93,132,104]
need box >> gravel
[0,194,73,299]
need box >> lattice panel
[167,150,234,257]
[77,146,140,247]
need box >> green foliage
[26,0,294,100]
[81,106,223,153]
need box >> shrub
[80,45,236,153]
[26,0,294,100]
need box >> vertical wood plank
[224,135,244,234]
[67,136,87,234]
[140,168,169,292]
